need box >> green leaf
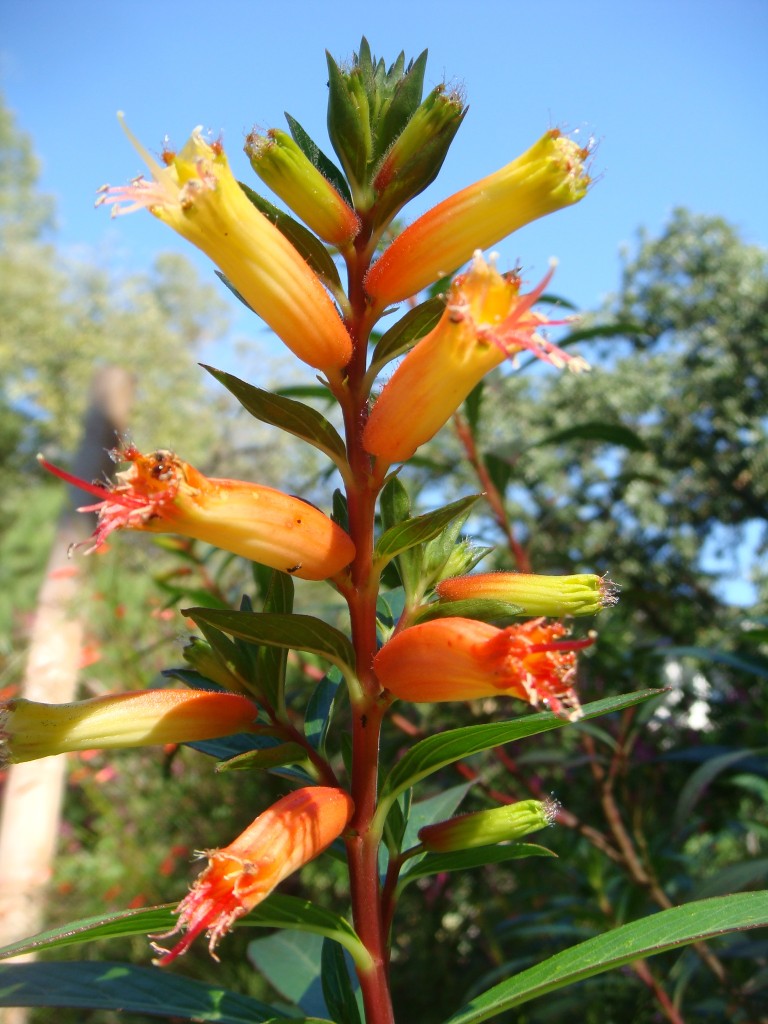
[413,598,525,625]
[379,474,411,531]
[484,451,513,495]
[533,421,648,452]
[0,961,279,1021]
[305,669,343,753]
[665,645,768,679]
[0,906,176,961]
[285,112,353,206]
[400,843,556,890]
[368,296,443,374]
[442,892,768,1024]
[203,366,348,471]
[400,783,472,851]
[184,608,356,677]
[379,691,663,807]
[374,494,482,566]
[674,747,763,833]
[215,742,307,772]
[248,930,325,1016]
[238,181,342,289]
[463,381,484,433]
[321,939,362,1024]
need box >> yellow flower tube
[40,447,355,581]
[1,689,260,763]
[365,129,590,308]
[97,118,352,375]
[436,572,618,618]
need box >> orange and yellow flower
[374,617,593,719]
[365,129,591,308]
[1,688,260,763]
[436,572,618,618]
[40,446,355,581]
[97,118,352,375]
[152,786,354,964]
[363,252,588,464]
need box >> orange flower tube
[365,129,590,308]
[153,786,354,964]
[374,617,594,719]
[363,253,588,464]
[40,447,355,581]
[1,689,260,763]
[97,118,352,375]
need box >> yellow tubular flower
[363,253,589,465]
[152,787,354,964]
[97,117,352,375]
[1,689,260,763]
[365,129,591,308]
[436,572,619,618]
[40,447,355,581]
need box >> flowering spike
[365,130,591,308]
[41,447,355,581]
[374,617,594,720]
[363,253,589,465]
[1,689,260,763]
[436,572,619,618]
[97,118,352,375]
[152,787,354,964]
[418,799,555,853]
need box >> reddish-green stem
[336,228,396,1024]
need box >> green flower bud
[418,799,556,853]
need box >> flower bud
[96,118,352,374]
[365,130,591,308]
[370,86,466,229]
[419,799,555,852]
[363,253,588,464]
[40,447,355,581]
[1,689,260,763]
[245,128,360,247]
[436,572,618,618]
[182,637,246,693]
[153,786,354,964]
[374,616,594,719]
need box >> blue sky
[3,0,767,316]
[2,0,767,604]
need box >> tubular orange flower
[96,117,352,375]
[436,572,618,618]
[40,446,355,581]
[363,252,589,464]
[374,617,594,719]
[152,786,354,964]
[365,129,591,308]
[1,689,260,763]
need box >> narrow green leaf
[533,421,648,452]
[305,669,342,753]
[400,843,556,889]
[249,931,325,1016]
[380,691,663,805]
[484,451,513,495]
[238,181,342,288]
[321,939,362,1024]
[665,645,768,679]
[368,296,444,373]
[204,366,348,469]
[413,598,525,624]
[184,608,356,676]
[374,494,482,566]
[443,892,768,1024]
[674,748,762,833]
[0,961,278,1021]
[215,742,307,772]
[463,382,484,434]
[285,112,353,206]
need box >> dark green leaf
[285,112,353,206]
[665,645,768,679]
[184,608,356,675]
[215,742,307,772]
[484,451,513,495]
[0,961,278,1021]
[674,748,763,833]
[380,691,663,804]
[533,421,648,452]
[321,939,362,1024]
[401,843,556,888]
[248,930,325,1016]
[374,494,482,566]
[305,669,343,753]
[443,892,768,1024]
[379,474,411,531]
[331,488,349,532]
[204,366,348,468]
[369,296,443,373]
[413,599,525,624]
[464,382,484,433]
[238,181,341,289]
